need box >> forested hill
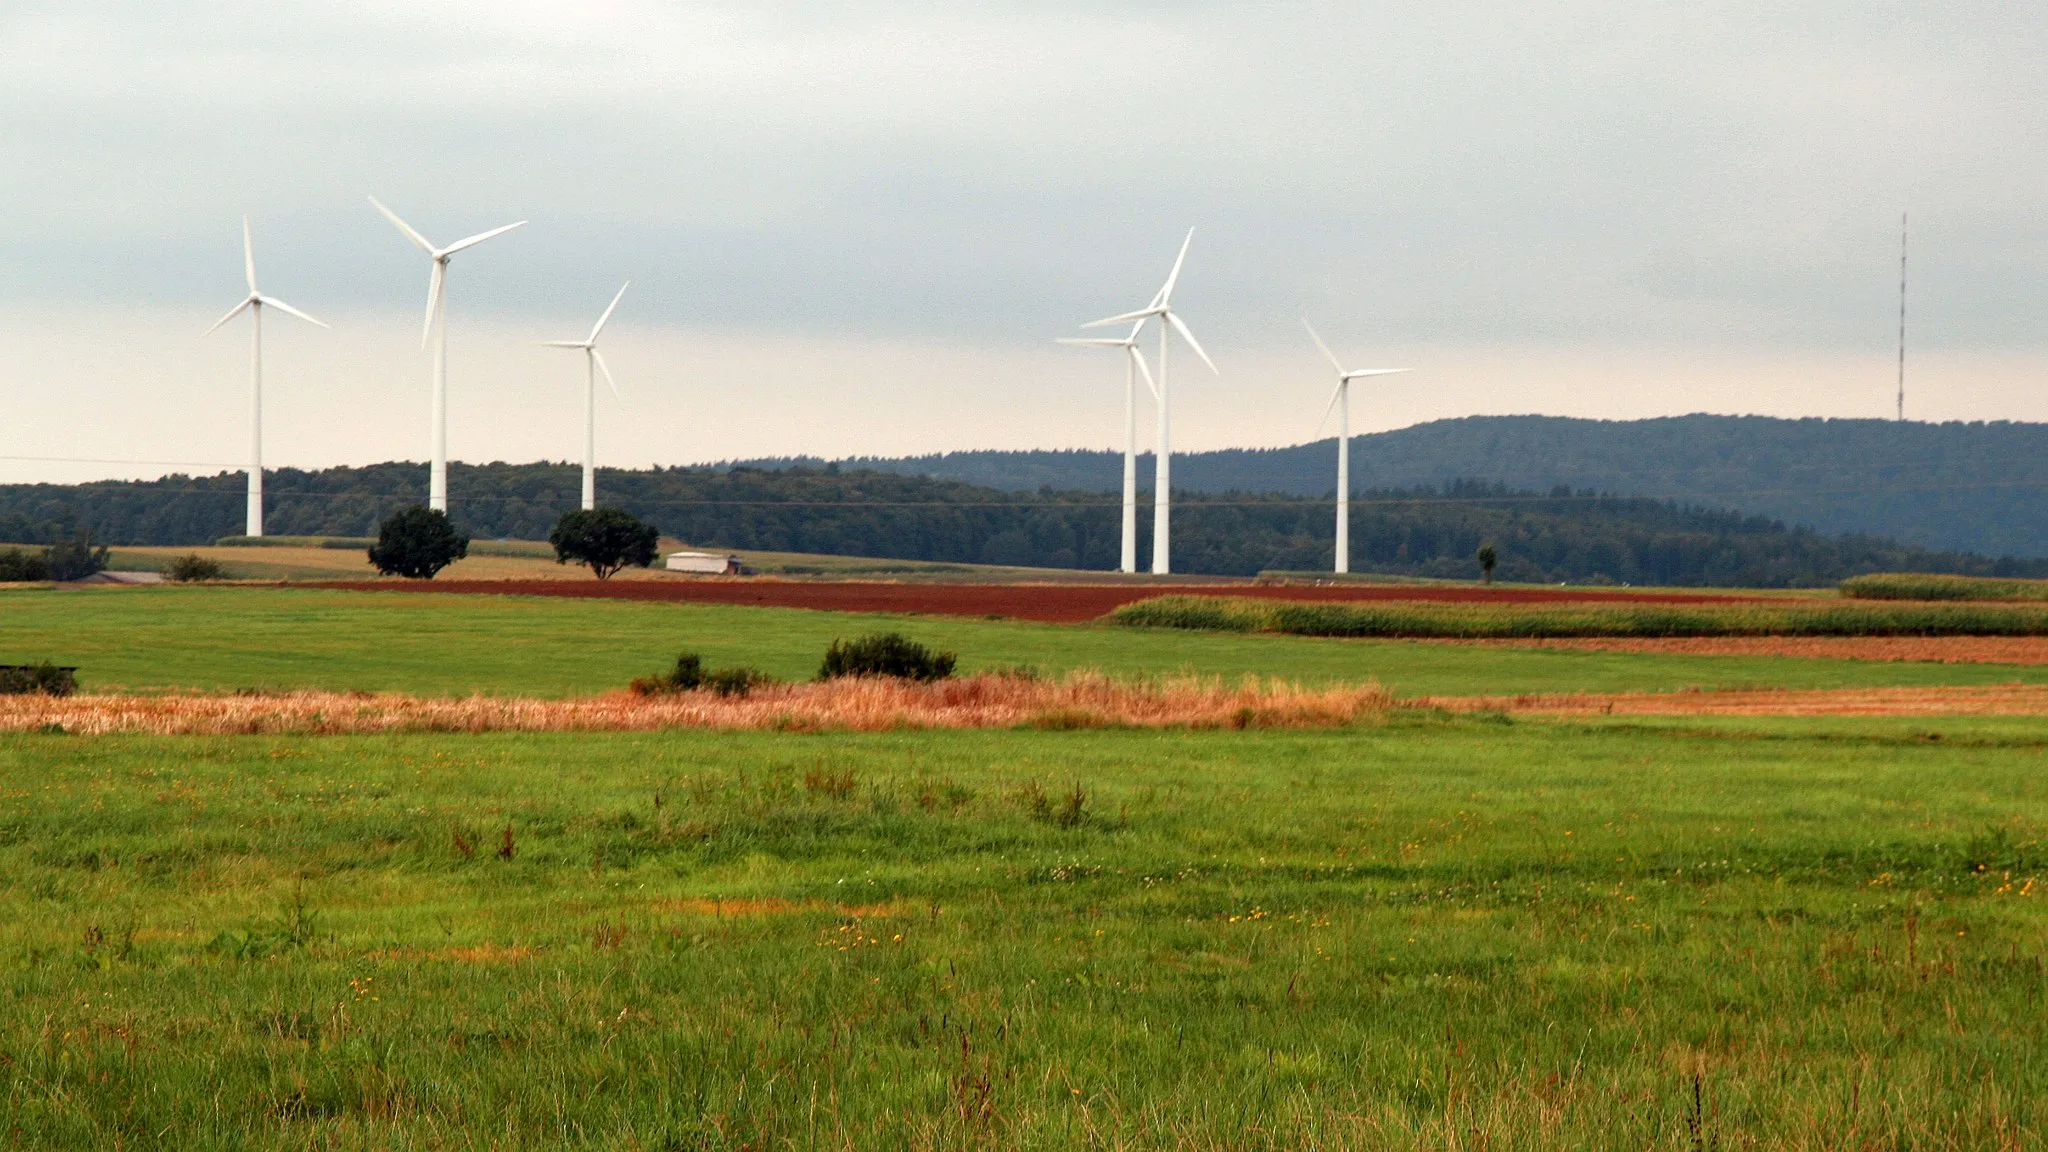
[724,415,2048,559]
[2,461,2042,586]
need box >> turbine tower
[203,216,327,538]
[1302,319,1407,575]
[1080,229,1216,575]
[538,283,630,511]
[370,197,526,514]
[1056,321,1155,573]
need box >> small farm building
[665,551,745,575]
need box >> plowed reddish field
[303,578,1775,623]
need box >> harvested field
[1419,682,2048,717]
[0,673,1391,735]
[304,577,1773,623]
[1460,635,2048,664]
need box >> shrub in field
[704,667,773,697]
[549,508,660,580]
[44,533,109,581]
[368,506,469,579]
[1478,543,1498,584]
[0,548,50,582]
[1110,593,2048,639]
[163,553,226,582]
[0,663,77,697]
[818,633,957,681]
[1841,573,2048,602]
[631,653,776,697]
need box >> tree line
[1,461,2041,586]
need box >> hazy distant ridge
[721,415,2048,558]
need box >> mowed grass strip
[1841,572,2048,602]
[8,585,2048,700]
[1115,592,2048,638]
[2,719,2045,1146]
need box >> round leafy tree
[549,508,660,580]
[368,506,470,580]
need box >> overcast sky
[2,2,2045,484]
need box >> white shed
[665,551,744,575]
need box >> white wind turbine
[1303,318,1408,575]
[1056,321,1155,573]
[204,216,328,538]
[1080,229,1217,575]
[370,197,527,514]
[537,283,630,511]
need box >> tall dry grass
[0,671,1391,736]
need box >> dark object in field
[1478,543,1498,584]
[630,652,776,697]
[497,826,516,860]
[549,507,659,580]
[368,506,470,580]
[0,663,78,697]
[818,632,956,682]
[44,533,109,582]
[164,553,226,582]
[0,547,51,582]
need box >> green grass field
[5,585,2048,700]
[3,718,2045,1147]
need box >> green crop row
[1110,593,2048,638]
[1840,572,2048,602]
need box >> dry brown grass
[0,672,1391,735]
[1415,682,2048,717]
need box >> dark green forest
[1,461,2040,586]
[730,414,2048,559]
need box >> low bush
[1841,573,2048,602]
[818,633,957,682]
[1110,594,2048,639]
[704,667,773,697]
[630,653,777,698]
[0,663,78,696]
[164,553,227,582]
[0,548,50,582]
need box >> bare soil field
[1456,635,2048,664]
[1419,682,2048,717]
[304,577,1774,623]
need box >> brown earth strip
[300,577,1777,624]
[1443,636,2048,665]
[1415,683,2048,717]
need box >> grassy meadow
[6,585,2048,700]
[4,718,2047,1147]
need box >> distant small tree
[44,532,109,582]
[1477,543,1498,584]
[0,547,51,582]
[164,553,226,582]
[368,506,469,580]
[549,508,660,580]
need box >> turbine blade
[243,216,257,293]
[1344,368,1411,380]
[1081,308,1158,329]
[1055,337,1130,346]
[1129,343,1158,402]
[422,261,445,349]
[1316,378,1345,435]
[1302,318,1345,375]
[593,349,621,401]
[369,196,436,254]
[536,340,589,348]
[1158,227,1194,304]
[440,219,527,256]
[1166,310,1218,374]
[588,281,629,342]
[258,295,328,328]
[203,298,253,336]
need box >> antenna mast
[1896,212,1907,422]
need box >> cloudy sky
[2,1,2044,484]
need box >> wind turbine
[1056,321,1155,573]
[537,283,630,511]
[1081,228,1217,575]
[203,216,328,538]
[1303,318,1408,575]
[369,197,527,514]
